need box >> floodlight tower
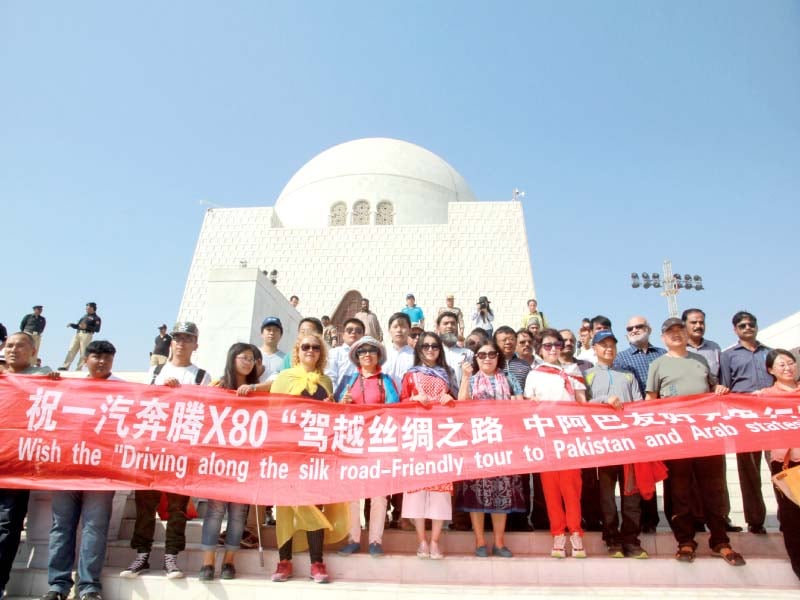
[630,259,704,318]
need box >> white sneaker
[570,532,586,558]
[164,553,185,579]
[551,534,567,558]
[120,553,150,578]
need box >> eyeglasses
[235,355,255,363]
[300,343,321,352]
[541,342,565,351]
[476,351,498,360]
[409,333,421,339]
[356,347,379,356]
[344,327,364,334]
[626,324,647,332]
[737,322,756,330]
[421,343,441,351]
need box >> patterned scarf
[471,371,511,400]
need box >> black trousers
[737,450,767,527]
[770,460,800,581]
[278,529,324,563]
[131,491,189,555]
[598,465,641,546]
[0,489,29,594]
[665,455,729,550]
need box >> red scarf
[534,364,585,397]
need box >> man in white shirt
[383,312,414,390]
[326,317,364,396]
[437,311,472,390]
[122,322,210,581]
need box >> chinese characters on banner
[1,374,799,505]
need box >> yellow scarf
[271,365,333,397]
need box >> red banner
[1,374,799,505]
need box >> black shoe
[725,522,744,533]
[748,525,767,535]
[40,592,67,600]
[220,563,236,580]
[80,593,103,600]
[198,565,214,581]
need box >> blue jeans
[0,489,30,596]
[200,500,248,551]
[48,490,114,596]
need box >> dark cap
[661,317,684,333]
[86,302,97,309]
[261,316,283,333]
[592,330,618,345]
[33,305,43,310]
[406,293,415,299]
[158,324,167,330]
[171,321,199,337]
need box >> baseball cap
[592,330,618,345]
[158,324,167,330]
[446,293,454,299]
[406,293,415,299]
[33,305,43,310]
[171,321,199,337]
[261,316,283,333]
[86,302,97,309]
[661,317,684,333]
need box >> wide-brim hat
[348,336,387,366]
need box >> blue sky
[1,1,798,371]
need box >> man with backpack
[121,322,210,580]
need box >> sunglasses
[626,324,647,332]
[541,342,565,351]
[409,333,421,339]
[300,343,321,352]
[344,327,364,334]
[737,322,756,330]
[235,355,255,363]
[477,351,498,360]
[421,343,441,351]
[356,347,378,356]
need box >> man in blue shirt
[720,311,772,535]
[401,293,425,329]
[613,315,665,533]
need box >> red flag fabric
[1,374,798,505]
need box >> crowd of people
[1,295,799,598]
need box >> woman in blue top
[456,340,525,558]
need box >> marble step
[6,553,799,598]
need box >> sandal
[714,546,746,566]
[675,545,695,562]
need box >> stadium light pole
[630,259,704,318]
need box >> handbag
[771,450,800,508]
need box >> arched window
[376,201,394,225]
[329,202,347,226]
[351,200,370,225]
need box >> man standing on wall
[59,302,101,371]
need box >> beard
[440,332,458,348]
[628,331,650,346]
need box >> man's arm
[20,315,28,331]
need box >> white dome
[274,138,477,228]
